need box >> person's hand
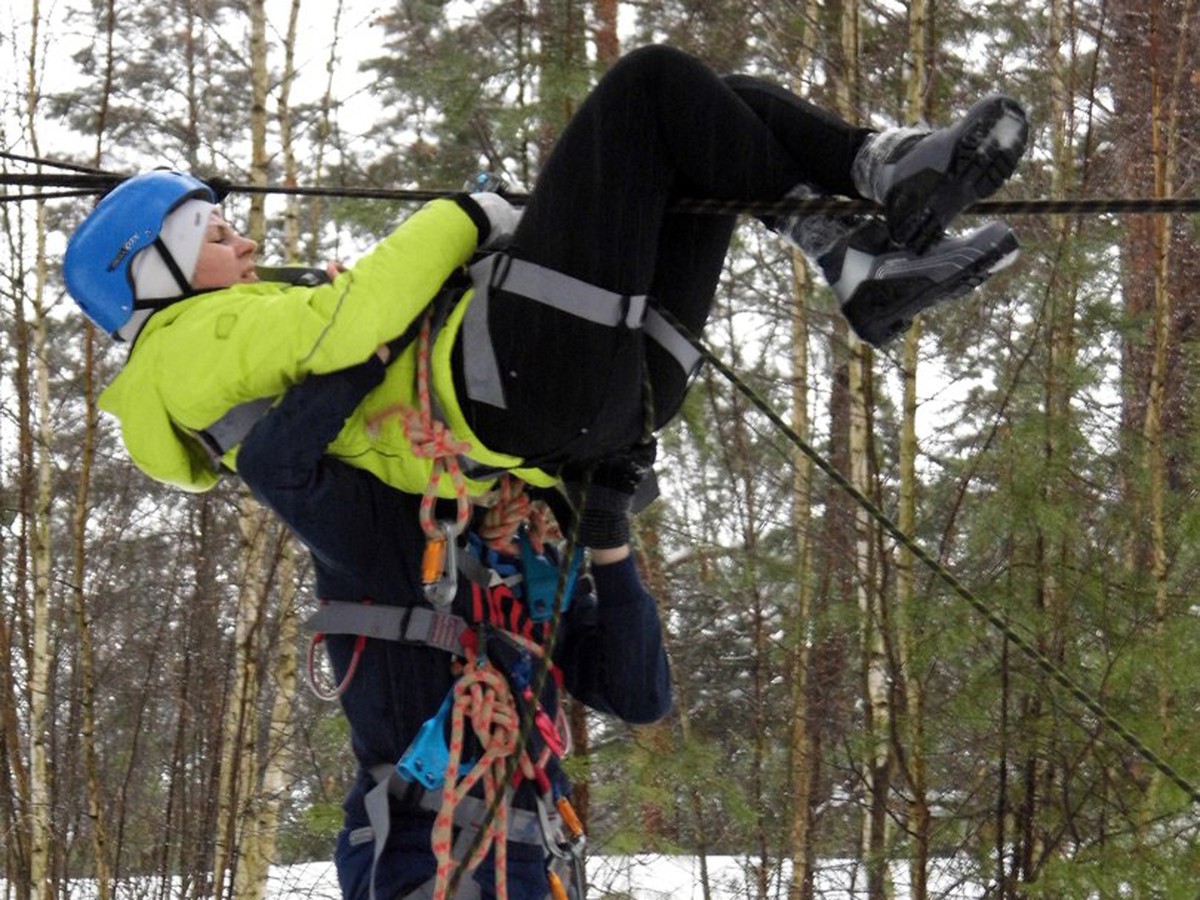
[562,440,656,549]
[470,192,521,250]
[325,260,346,280]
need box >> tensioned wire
[650,304,1200,807]
[12,154,1199,809]
[5,166,1200,216]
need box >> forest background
[2,1,1200,898]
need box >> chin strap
[131,236,196,315]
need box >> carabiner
[421,520,459,608]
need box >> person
[64,44,1028,547]
[235,348,672,900]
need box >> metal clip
[421,520,459,608]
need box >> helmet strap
[151,235,195,296]
[131,236,196,318]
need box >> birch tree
[69,3,118,895]
[896,1,930,895]
[21,3,59,897]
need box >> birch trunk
[233,9,307,891]
[224,6,279,896]
[836,4,892,895]
[215,500,271,899]
[25,2,56,895]
[236,539,299,900]
[785,8,820,899]
[898,1,930,896]
[29,203,54,900]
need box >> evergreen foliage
[3,1,1199,898]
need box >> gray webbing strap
[364,765,400,900]
[365,765,551,900]
[196,396,276,464]
[304,602,467,656]
[462,254,650,411]
[413,786,554,847]
[645,306,703,376]
[474,254,649,329]
[462,256,510,409]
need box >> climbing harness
[303,511,588,900]
[460,253,702,417]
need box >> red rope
[431,647,537,900]
[479,476,557,555]
[366,315,473,539]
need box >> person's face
[191,211,259,290]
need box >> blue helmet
[64,170,216,334]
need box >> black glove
[562,440,657,549]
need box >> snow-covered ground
[6,856,986,898]
[260,856,985,899]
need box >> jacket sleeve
[555,555,672,724]
[158,197,484,424]
[237,357,417,582]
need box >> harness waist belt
[367,765,554,847]
[304,602,467,656]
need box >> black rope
[0,150,112,174]
[3,169,1200,216]
[652,306,1200,807]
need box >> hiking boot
[819,219,1020,347]
[855,95,1029,251]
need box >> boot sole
[885,96,1029,252]
[842,223,1020,346]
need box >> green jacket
[98,197,555,495]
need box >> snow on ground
[9,856,985,898]
[262,856,986,899]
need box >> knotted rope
[431,642,550,900]
[477,475,555,556]
[366,314,472,539]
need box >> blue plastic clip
[520,535,582,622]
[468,171,510,195]
[396,691,454,789]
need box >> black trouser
[457,44,872,462]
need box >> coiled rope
[433,632,557,900]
